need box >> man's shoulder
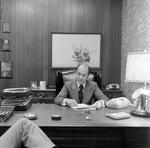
[64,80,75,85]
[87,80,97,85]
[86,80,97,87]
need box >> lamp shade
[125,52,150,83]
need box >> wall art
[1,39,11,52]
[0,61,12,78]
[51,33,101,68]
[2,23,10,33]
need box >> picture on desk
[0,61,12,79]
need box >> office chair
[55,70,102,95]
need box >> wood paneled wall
[0,0,122,90]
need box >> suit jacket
[54,80,108,105]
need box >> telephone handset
[106,84,120,90]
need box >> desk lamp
[125,52,150,117]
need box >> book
[106,112,130,120]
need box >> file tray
[0,106,15,122]
[2,88,32,97]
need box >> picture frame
[51,32,101,68]
[2,22,10,33]
[1,39,11,52]
[0,61,12,79]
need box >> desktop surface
[0,104,150,127]
[0,104,150,148]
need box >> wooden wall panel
[34,0,44,81]
[1,0,12,89]
[23,0,35,86]
[0,0,122,90]
[15,0,24,87]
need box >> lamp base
[130,109,150,117]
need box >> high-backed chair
[55,70,102,95]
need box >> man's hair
[76,63,91,75]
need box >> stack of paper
[1,87,32,107]
[0,106,15,122]
[1,96,31,106]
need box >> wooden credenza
[31,88,56,103]
[31,88,124,104]
[0,104,150,148]
[102,89,123,99]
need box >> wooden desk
[0,104,150,148]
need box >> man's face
[76,65,89,84]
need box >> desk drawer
[42,127,123,148]
[31,90,56,103]
[32,91,52,98]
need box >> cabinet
[31,89,123,103]
[31,88,56,103]
[102,90,123,99]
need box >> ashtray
[23,113,37,120]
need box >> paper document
[72,104,96,111]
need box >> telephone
[106,97,134,109]
[106,84,120,90]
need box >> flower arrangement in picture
[72,44,96,64]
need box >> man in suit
[54,63,108,109]
[0,118,56,148]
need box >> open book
[72,104,96,111]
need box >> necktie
[78,85,84,103]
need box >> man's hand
[92,100,102,109]
[65,99,78,108]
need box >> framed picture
[1,39,11,52]
[0,61,12,78]
[51,32,101,68]
[2,23,10,33]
